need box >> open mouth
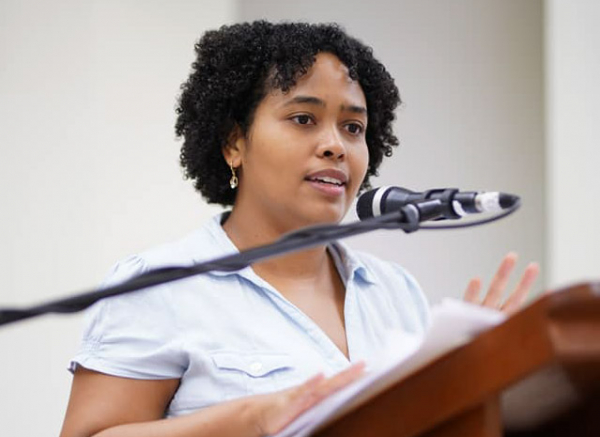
[306,176,346,187]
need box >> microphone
[356,186,519,221]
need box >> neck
[222,205,332,281]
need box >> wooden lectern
[314,283,600,437]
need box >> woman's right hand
[251,361,366,436]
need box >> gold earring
[229,161,238,189]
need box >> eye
[291,114,315,125]
[344,122,364,135]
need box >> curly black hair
[175,21,401,206]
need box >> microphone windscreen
[356,189,378,220]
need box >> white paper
[274,299,506,437]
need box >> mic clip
[389,199,446,233]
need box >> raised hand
[463,252,539,314]
[253,362,366,436]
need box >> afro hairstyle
[175,21,401,206]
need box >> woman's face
[226,52,369,231]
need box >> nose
[317,127,346,160]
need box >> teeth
[313,176,343,186]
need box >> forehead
[266,52,366,107]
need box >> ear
[222,125,246,168]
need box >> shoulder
[106,213,231,279]
[85,214,230,337]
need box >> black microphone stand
[0,203,433,327]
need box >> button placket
[261,283,352,367]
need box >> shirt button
[250,362,263,373]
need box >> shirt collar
[194,212,253,277]
[197,212,377,285]
[328,241,377,285]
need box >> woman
[60,21,538,437]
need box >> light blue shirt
[71,213,430,417]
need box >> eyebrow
[283,95,367,115]
[341,104,367,115]
[284,95,326,107]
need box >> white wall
[0,1,235,434]
[241,0,546,303]
[546,0,600,288]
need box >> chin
[302,205,347,226]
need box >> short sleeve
[69,255,187,379]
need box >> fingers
[294,362,366,409]
[300,373,326,392]
[481,252,518,308]
[262,363,367,435]
[314,361,366,398]
[463,277,482,303]
[469,252,540,314]
[502,262,540,314]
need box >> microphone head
[357,186,420,220]
[357,186,401,220]
[356,188,379,220]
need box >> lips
[305,169,348,187]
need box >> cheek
[244,130,285,171]
[353,144,370,182]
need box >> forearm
[92,396,264,437]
